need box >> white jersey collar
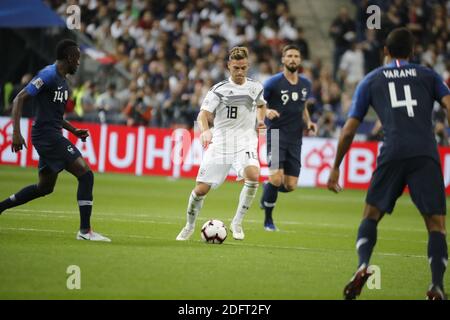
[229,77,247,86]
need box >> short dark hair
[282,44,301,57]
[56,39,78,60]
[386,27,414,59]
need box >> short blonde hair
[229,46,249,61]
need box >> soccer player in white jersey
[176,47,267,241]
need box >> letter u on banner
[109,132,136,169]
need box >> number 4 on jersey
[388,82,417,117]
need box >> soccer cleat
[230,223,245,240]
[264,222,278,232]
[343,265,372,300]
[76,230,111,242]
[426,285,447,300]
[176,226,194,241]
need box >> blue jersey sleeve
[304,78,313,100]
[263,77,275,102]
[433,71,450,101]
[348,76,371,121]
[25,68,54,96]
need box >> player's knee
[246,172,259,182]
[194,189,208,197]
[244,166,260,182]
[194,184,210,197]
[37,184,54,196]
[284,183,296,192]
[269,174,282,187]
[363,204,383,221]
[78,170,94,186]
[424,215,446,233]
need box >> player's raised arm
[197,110,213,149]
[10,88,31,152]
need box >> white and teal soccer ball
[201,219,227,244]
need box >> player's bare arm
[265,107,280,120]
[303,100,317,136]
[257,104,267,129]
[197,110,213,148]
[327,117,360,193]
[62,120,89,142]
[11,88,30,152]
[442,95,450,126]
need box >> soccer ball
[201,219,227,244]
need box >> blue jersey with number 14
[25,63,70,136]
[348,59,450,166]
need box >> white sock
[186,191,205,229]
[232,180,258,225]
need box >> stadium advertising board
[1,117,449,194]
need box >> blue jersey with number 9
[263,72,312,145]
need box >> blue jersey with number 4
[25,63,70,136]
[348,59,450,166]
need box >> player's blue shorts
[267,141,301,177]
[32,134,81,173]
[366,156,447,216]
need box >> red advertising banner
[1,117,449,195]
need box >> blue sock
[262,183,278,224]
[0,185,42,214]
[77,171,94,232]
[356,218,378,268]
[428,231,448,289]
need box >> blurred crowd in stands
[2,0,449,145]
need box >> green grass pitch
[0,165,448,299]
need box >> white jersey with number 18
[200,77,266,152]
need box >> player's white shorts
[196,143,260,189]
